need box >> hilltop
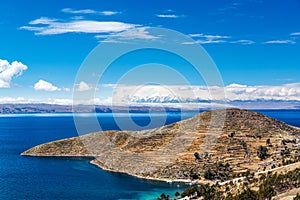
[22,109,300,183]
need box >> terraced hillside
[22,108,300,182]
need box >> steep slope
[22,108,300,181]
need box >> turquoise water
[0,110,299,199]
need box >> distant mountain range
[0,100,299,114]
[0,103,184,114]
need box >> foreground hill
[22,108,300,182]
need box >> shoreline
[23,153,300,186]
[88,159,217,187]
[22,153,196,184]
[89,159,195,184]
[21,154,96,160]
[90,159,300,186]
[22,153,210,185]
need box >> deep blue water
[0,110,299,200]
[255,110,300,127]
[0,112,195,200]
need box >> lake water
[0,110,299,199]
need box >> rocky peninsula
[21,109,300,200]
[22,109,300,184]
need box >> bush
[181,186,197,198]
[204,169,215,180]
[294,193,300,200]
[194,152,200,160]
[257,146,269,160]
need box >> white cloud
[227,83,248,88]
[186,33,231,44]
[225,83,300,101]
[95,27,158,42]
[230,40,255,45]
[34,80,61,91]
[62,8,96,14]
[62,8,120,16]
[183,40,227,45]
[0,97,73,105]
[102,83,300,104]
[2,83,300,108]
[290,32,300,36]
[29,17,58,25]
[0,97,27,104]
[76,81,92,91]
[263,40,296,44]
[187,34,298,45]
[48,98,73,105]
[181,41,196,45]
[109,85,223,104]
[101,11,120,16]
[156,14,180,18]
[0,59,28,88]
[189,34,231,40]
[21,17,138,35]
[196,40,227,44]
[63,87,71,92]
[70,16,85,20]
[203,35,231,40]
[189,34,204,37]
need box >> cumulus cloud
[0,97,110,106]
[20,17,138,35]
[225,83,300,101]
[0,59,28,88]
[0,97,73,105]
[34,80,61,91]
[2,83,300,108]
[103,83,300,104]
[76,81,92,91]
[61,8,121,16]
[63,87,71,92]
[0,97,28,104]
[263,40,296,44]
[109,85,223,104]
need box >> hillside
[22,108,300,182]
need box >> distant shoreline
[1,103,300,114]
[1,109,300,115]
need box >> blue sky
[0,0,300,105]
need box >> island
[22,108,300,199]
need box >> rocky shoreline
[89,159,194,184]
